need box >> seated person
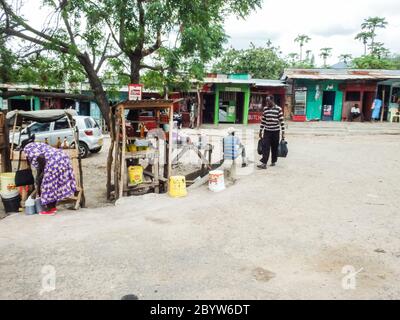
[350,104,362,121]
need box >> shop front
[214,83,250,125]
[248,85,286,124]
[294,79,344,121]
[339,81,377,121]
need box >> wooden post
[114,109,121,199]
[196,86,201,129]
[168,105,173,180]
[119,106,127,199]
[380,88,385,122]
[106,109,114,199]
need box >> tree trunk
[130,57,141,84]
[77,53,110,126]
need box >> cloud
[310,25,360,38]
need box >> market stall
[107,99,176,200]
[5,109,85,210]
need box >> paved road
[0,131,399,299]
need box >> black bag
[15,150,35,187]
[278,139,288,158]
[257,139,263,155]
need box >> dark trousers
[261,130,280,164]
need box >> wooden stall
[6,110,85,209]
[106,100,176,200]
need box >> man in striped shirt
[257,96,285,170]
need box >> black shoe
[257,164,267,170]
[271,162,276,167]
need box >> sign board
[128,84,143,101]
[224,87,242,92]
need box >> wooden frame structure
[107,99,175,200]
[6,110,85,210]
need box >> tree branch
[142,30,162,56]
[0,90,94,101]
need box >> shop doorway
[9,99,31,111]
[321,91,336,121]
[79,102,90,116]
[362,91,375,121]
[235,92,244,124]
[202,93,215,124]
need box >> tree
[287,53,299,67]
[319,48,332,67]
[1,0,262,125]
[338,54,352,65]
[355,31,374,55]
[352,55,394,69]
[294,34,311,61]
[360,16,388,52]
[212,42,288,79]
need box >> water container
[1,193,21,214]
[25,196,37,215]
[35,197,44,213]
[168,176,187,198]
[128,166,143,186]
[208,170,225,192]
[0,173,17,196]
[223,136,240,160]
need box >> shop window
[294,88,307,115]
[345,91,361,101]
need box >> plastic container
[0,172,17,195]
[25,196,37,215]
[168,176,187,198]
[208,170,225,192]
[128,166,143,186]
[35,198,44,213]
[1,193,21,214]
[223,136,240,160]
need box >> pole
[380,88,385,122]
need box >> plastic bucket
[0,190,19,199]
[128,166,143,186]
[168,176,187,198]
[209,170,225,192]
[1,193,21,214]
[0,173,17,196]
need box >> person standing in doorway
[258,95,285,170]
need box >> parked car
[10,115,103,158]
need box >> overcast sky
[224,0,400,66]
[18,0,400,67]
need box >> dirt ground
[1,127,400,299]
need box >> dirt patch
[252,267,276,282]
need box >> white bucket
[208,170,225,192]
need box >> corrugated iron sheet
[282,68,400,80]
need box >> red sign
[128,84,143,101]
[248,112,263,124]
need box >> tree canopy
[0,0,261,125]
[212,42,288,79]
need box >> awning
[6,109,78,123]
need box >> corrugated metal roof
[282,68,400,80]
[202,77,286,87]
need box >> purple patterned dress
[23,142,77,205]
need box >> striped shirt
[260,105,285,133]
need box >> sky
[16,0,400,67]
[224,0,400,66]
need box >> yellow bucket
[128,166,143,186]
[168,175,187,198]
[0,173,17,195]
[127,144,137,152]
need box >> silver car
[11,115,104,158]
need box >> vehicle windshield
[28,122,51,133]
